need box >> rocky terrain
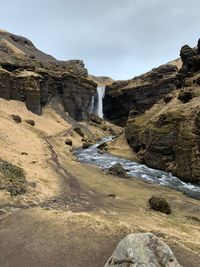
[104,39,200,184]
[104,63,179,126]
[0,30,199,267]
[0,29,96,120]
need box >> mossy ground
[0,159,27,196]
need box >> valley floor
[0,99,199,267]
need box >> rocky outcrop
[125,39,200,183]
[105,233,181,267]
[89,75,114,86]
[108,163,127,178]
[62,74,96,121]
[149,196,172,214]
[103,64,178,126]
[0,29,97,120]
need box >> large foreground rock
[104,233,181,267]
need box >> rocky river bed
[74,137,200,200]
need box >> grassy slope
[0,99,199,267]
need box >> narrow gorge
[0,29,200,267]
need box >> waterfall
[96,86,105,118]
[90,86,105,118]
[89,95,95,114]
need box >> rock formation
[104,233,181,267]
[104,39,200,183]
[104,64,178,126]
[0,29,97,120]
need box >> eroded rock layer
[104,64,178,126]
[0,30,97,120]
[104,39,200,183]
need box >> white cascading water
[90,86,105,118]
[89,95,95,114]
[96,86,105,118]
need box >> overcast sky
[1,0,200,79]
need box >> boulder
[164,94,173,103]
[89,113,103,124]
[82,141,93,149]
[149,196,172,214]
[26,119,35,126]
[108,163,127,177]
[180,45,195,64]
[177,89,193,103]
[97,142,108,151]
[65,139,72,146]
[73,127,85,138]
[12,115,22,123]
[104,233,181,267]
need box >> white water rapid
[74,137,200,200]
[90,86,105,118]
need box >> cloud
[1,0,200,79]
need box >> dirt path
[42,135,105,212]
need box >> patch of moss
[0,159,27,196]
[186,216,200,223]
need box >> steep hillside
[0,29,97,121]
[104,64,178,126]
[0,29,200,267]
[104,39,200,183]
[0,98,199,267]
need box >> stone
[65,139,72,146]
[82,141,93,149]
[104,233,181,267]
[101,124,107,131]
[12,115,22,123]
[180,45,195,64]
[108,127,117,136]
[89,113,103,124]
[73,127,85,138]
[97,142,108,151]
[108,163,127,177]
[164,95,173,103]
[177,89,193,103]
[129,110,139,118]
[149,196,172,214]
[26,120,35,126]
[107,194,116,198]
[21,152,28,155]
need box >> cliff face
[0,29,96,120]
[103,64,178,126]
[104,39,200,183]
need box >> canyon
[104,42,200,184]
[0,29,200,267]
